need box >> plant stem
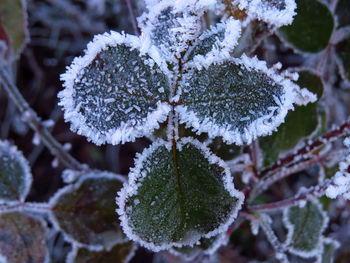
[0,201,52,213]
[259,118,350,178]
[248,178,333,212]
[248,152,328,202]
[0,66,85,171]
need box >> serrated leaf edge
[58,31,171,145]
[282,197,329,258]
[116,137,244,252]
[0,140,32,204]
[176,54,317,145]
[48,171,127,251]
[184,18,242,69]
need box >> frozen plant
[1,0,350,262]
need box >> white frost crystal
[325,137,350,200]
[232,0,297,27]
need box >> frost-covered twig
[0,66,85,171]
[249,151,329,202]
[259,119,350,178]
[0,201,52,214]
[248,179,333,212]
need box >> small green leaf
[0,212,48,263]
[117,138,244,251]
[259,70,323,166]
[317,238,339,263]
[67,241,136,263]
[278,0,334,53]
[335,0,350,28]
[59,32,171,146]
[186,25,225,61]
[0,140,32,203]
[49,171,126,250]
[0,0,28,63]
[177,55,316,145]
[335,36,350,84]
[284,199,328,258]
[186,18,241,62]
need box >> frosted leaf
[0,0,29,64]
[176,55,316,145]
[259,70,323,166]
[170,232,227,260]
[138,0,209,59]
[0,140,32,203]
[67,241,136,263]
[283,198,328,258]
[186,18,241,63]
[325,137,350,200]
[0,212,48,263]
[59,31,171,145]
[116,138,244,251]
[278,0,334,53]
[232,0,297,27]
[316,238,340,263]
[49,171,126,250]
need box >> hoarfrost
[325,137,350,200]
[59,31,171,145]
[116,138,244,251]
[232,0,297,27]
[176,54,316,145]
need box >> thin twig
[248,179,333,212]
[0,201,52,213]
[0,66,85,171]
[248,152,329,202]
[259,119,350,178]
[124,0,140,35]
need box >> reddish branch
[248,179,333,212]
[259,119,350,177]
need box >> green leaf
[0,140,32,203]
[117,138,244,251]
[67,241,136,263]
[259,70,323,166]
[335,36,350,85]
[0,0,28,63]
[278,0,334,53]
[177,55,316,145]
[59,32,171,146]
[49,171,126,250]
[0,212,48,263]
[317,238,339,263]
[335,0,350,28]
[283,199,328,258]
